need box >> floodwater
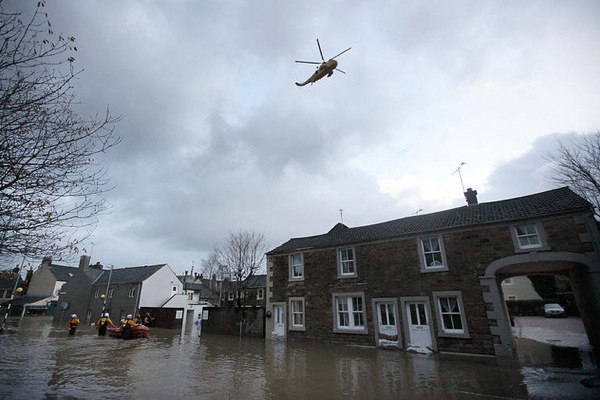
[0,317,598,400]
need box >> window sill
[333,327,368,335]
[289,326,306,332]
[420,267,449,273]
[438,332,470,339]
[514,245,550,253]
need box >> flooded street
[0,317,598,399]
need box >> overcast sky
[7,1,600,274]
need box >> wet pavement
[0,316,598,399]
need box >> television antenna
[452,162,466,193]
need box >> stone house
[265,187,600,363]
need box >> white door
[272,304,285,340]
[406,302,432,349]
[375,301,399,346]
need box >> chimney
[41,256,52,269]
[79,255,91,270]
[91,262,103,270]
[464,187,478,206]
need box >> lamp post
[100,293,106,316]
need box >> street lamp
[101,293,106,315]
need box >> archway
[479,251,600,359]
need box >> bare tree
[215,230,267,309]
[546,132,600,219]
[0,1,121,261]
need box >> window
[188,292,194,300]
[290,253,304,280]
[228,292,234,301]
[338,247,356,277]
[172,286,178,292]
[256,289,264,300]
[419,236,448,272]
[107,287,113,298]
[93,288,100,298]
[128,287,136,298]
[515,224,542,249]
[433,291,469,338]
[333,293,367,333]
[503,278,513,285]
[289,297,305,331]
[507,295,517,301]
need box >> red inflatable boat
[108,324,150,339]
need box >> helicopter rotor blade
[316,38,325,62]
[331,47,351,60]
[335,68,346,74]
[295,60,322,65]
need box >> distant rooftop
[93,264,166,285]
[267,187,592,255]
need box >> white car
[544,303,566,318]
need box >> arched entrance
[479,251,600,359]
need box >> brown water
[0,317,598,399]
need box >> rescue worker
[134,313,142,325]
[143,312,154,326]
[96,312,115,336]
[68,314,80,336]
[121,314,136,339]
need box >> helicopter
[295,39,351,87]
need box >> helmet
[71,314,77,318]
[127,314,132,319]
[104,313,109,317]
[136,313,141,318]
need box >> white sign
[202,310,209,320]
[175,310,183,319]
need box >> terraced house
[265,187,600,363]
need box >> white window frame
[256,288,264,300]
[338,247,357,278]
[511,222,548,252]
[228,292,234,301]
[289,297,305,331]
[128,287,136,298]
[432,291,469,338]
[93,288,100,298]
[332,292,368,334]
[418,236,448,272]
[107,287,113,298]
[289,253,304,281]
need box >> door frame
[372,297,401,348]
[270,302,286,340]
[400,296,437,351]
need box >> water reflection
[0,317,597,399]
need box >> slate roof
[93,264,166,285]
[0,275,22,290]
[267,187,592,255]
[244,274,266,288]
[48,265,79,281]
